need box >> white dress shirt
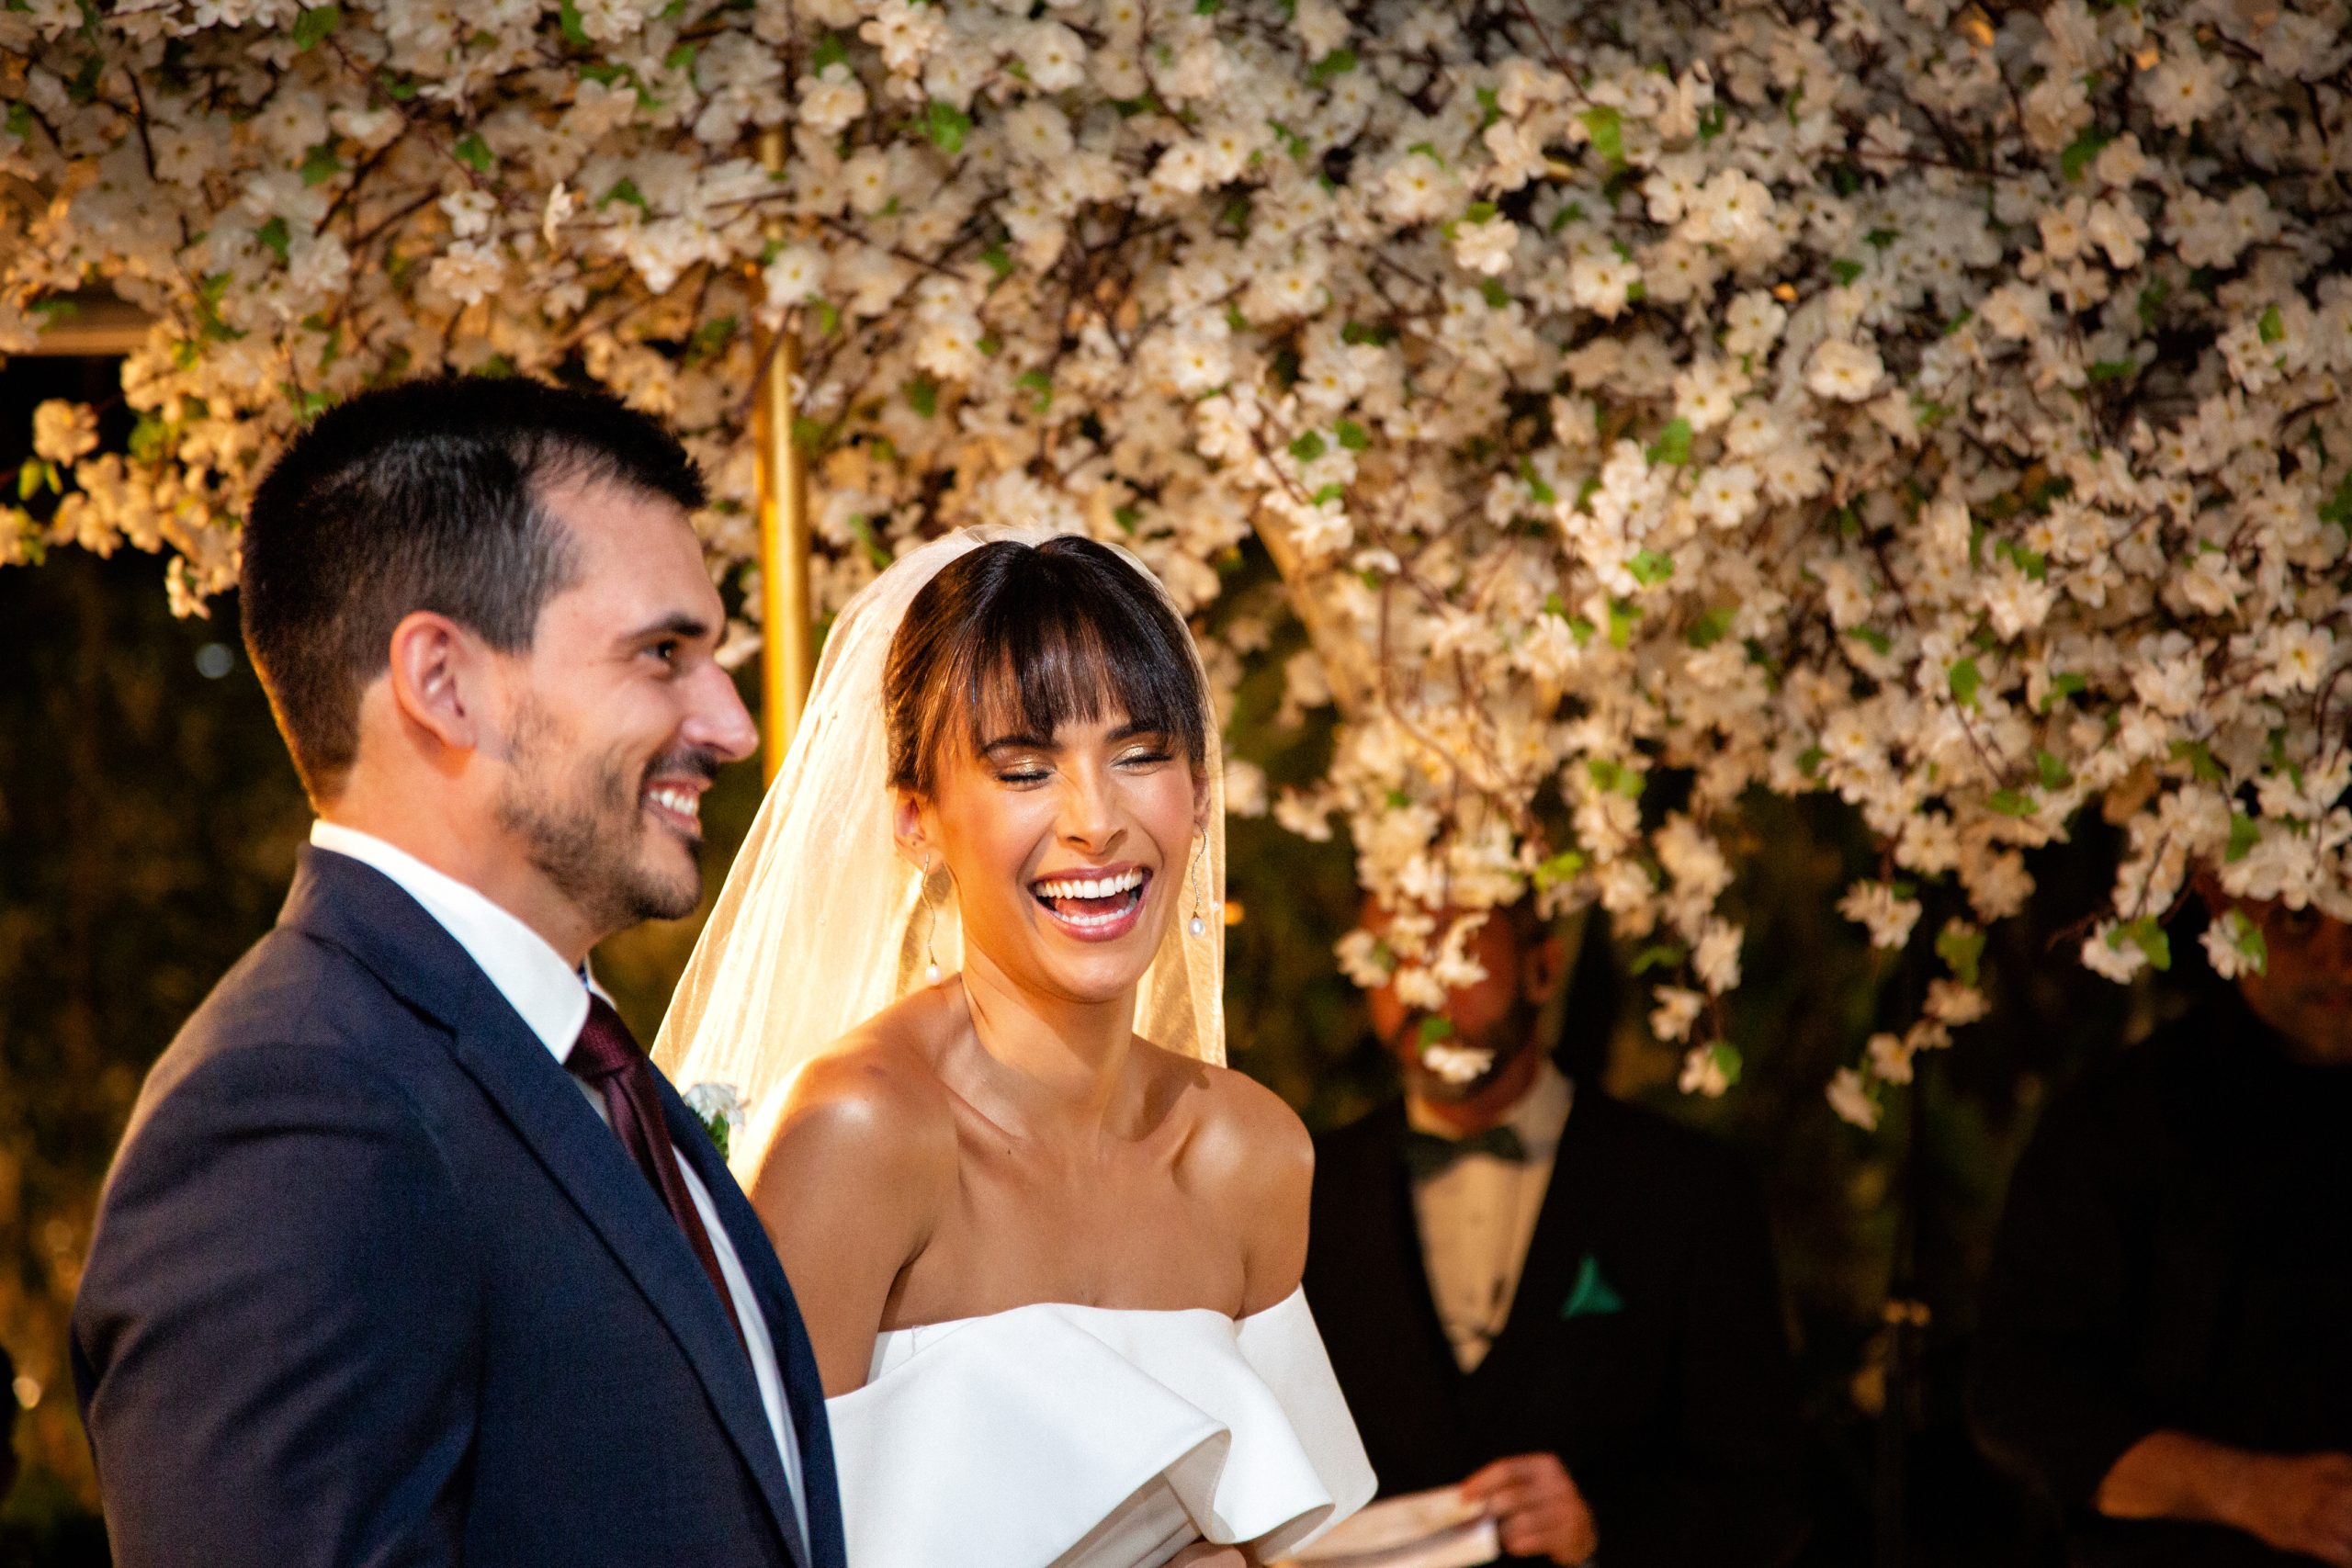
[310,822,808,1540]
[1405,1059,1575,1373]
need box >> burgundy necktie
[569,995,746,1350]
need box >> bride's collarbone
[888,1133,1251,1325]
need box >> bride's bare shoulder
[1147,1047,1313,1306]
[761,988,962,1209]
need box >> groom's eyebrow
[620,611,715,648]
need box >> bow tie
[1402,1122,1529,1179]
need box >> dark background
[0,354,2215,1565]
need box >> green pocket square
[1561,1252,1625,1319]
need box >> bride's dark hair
[883,536,1208,795]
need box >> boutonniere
[1561,1252,1625,1319]
[682,1081,745,1161]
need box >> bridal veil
[653,525,1228,1181]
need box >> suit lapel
[286,850,809,1563]
[664,1091,842,1568]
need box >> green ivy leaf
[2169,738,2224,783]
[1629,549,1675,586]
[1015,367,1052,412]
[452,132,494,173]
[1936,924,1986,987]
[1829,257,1865,287]
[291,4,341,51]
[811,32,850,72]
[1687,606,1734,649]
[2042,671,2087,710]
[1646,416,1693,467]
[2035,749,2074,790]
[1581,105,1624,165]
[1987,788,2037,818]
[2109,917,2172,972]
[299,140,343,186]
[254,215,290,260]
[2257,304,2285,344]
[905,376,938,418]
[1334,419,1369,452]
[2224,909,2268,973]
[1309,48,1358,85]
[2059,128,2111,182]
[1630,942,1686,976]
[1948,657,1982,709]
[1532,849,1587,890]
[599,177,649,212]
[924,98,971,154]
[557,0,591,47]
[1289,430,1327,463]
[1848,626,1891,655]
[2227,811,2261,863]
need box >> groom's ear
[380,610,497,761]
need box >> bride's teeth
[1034,868,1145,901]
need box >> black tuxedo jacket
[1306,1089,1807,1568]
[73,848,847,1568]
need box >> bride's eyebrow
[977,732,1057,758]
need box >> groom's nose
[679,660,759,764]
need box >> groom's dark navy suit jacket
[72,847,846,1568]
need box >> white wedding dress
[826,1289,1375,1568]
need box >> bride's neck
[956,950,1136,1129]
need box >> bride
[656,527,1374,1568]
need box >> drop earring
[1188,839,1209,938]
[921,853,944,985]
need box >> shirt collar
[1407,1057,1575,1160]
[310,821,590,1064]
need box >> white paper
[1276,1488,1502,1568]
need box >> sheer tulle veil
[653,525,1227,1182]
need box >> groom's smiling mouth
[1031,864,1149,942]
[642,778,705,840]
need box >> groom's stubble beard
[493,692,719,933]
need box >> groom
[71,377,843,1568]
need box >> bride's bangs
[886,537,1206,792]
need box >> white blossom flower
[1806,339,1885,402]
[31,400,99,465]
[1827,1067,1881,1130]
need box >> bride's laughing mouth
[1030,863,1151,943]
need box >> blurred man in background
[1305,899,1808,1566]
[1973,884,2352,1566]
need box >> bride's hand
[1164,1546,1248,1567]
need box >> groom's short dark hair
[241,376,705,805]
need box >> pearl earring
[1188,839,1209,938]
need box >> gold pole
[754,124,814,781]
